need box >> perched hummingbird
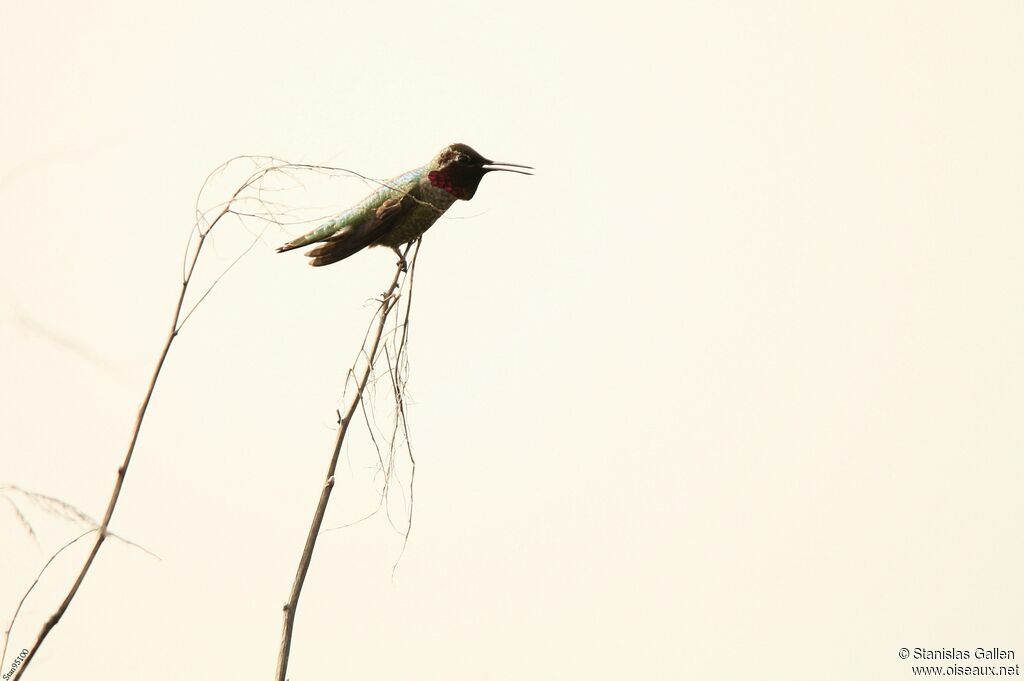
[276,143,532,267]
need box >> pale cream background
[2,2,1022,680]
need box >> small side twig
[0,487,159,673]
[274,239,421,681]
[0,530,96,672]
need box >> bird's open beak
[482,160,534,175]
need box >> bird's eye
[456,154,471,165]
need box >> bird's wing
[298,194,412,267]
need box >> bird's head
[426,143,532,200]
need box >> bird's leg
[391,246,407,272]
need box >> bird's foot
[392,247,408,272]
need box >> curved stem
[274,240,419,681]
[10,177,248,680]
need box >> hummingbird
[276,143,532,267]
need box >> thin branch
[10,164,263,681]
[0,530,95,673]
[175,230,263,333]
[388,242,421,569]
[386,344,417,580]
[275,240,421,681]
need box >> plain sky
[2,2,1023,680]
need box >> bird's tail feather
[305,235,374,267]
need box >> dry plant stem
[275,241,418,681]
[10,183,247,681]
